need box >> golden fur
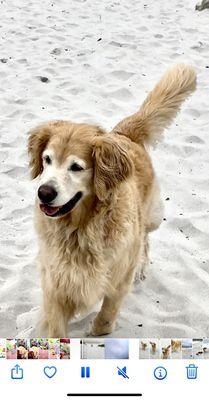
[28,64,196,337]
[171,339,182,353]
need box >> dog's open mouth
[40,191,83,217]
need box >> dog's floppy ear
[93,134,133,201]
[28,124,52,179]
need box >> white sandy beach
[0,0,209,338]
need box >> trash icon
[186,364,198,379]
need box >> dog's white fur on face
[39,148,93,208]
[28,64,196,338]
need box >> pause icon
[81,366,90,378]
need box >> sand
[0,0,209,338]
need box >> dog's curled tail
[111,64,196,146]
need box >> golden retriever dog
[150,341,157,354]
[141,341,148,351]
[161,344,171,359]
[28,64,196,337]
[171,339,181,353]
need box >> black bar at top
[67,394,142,397]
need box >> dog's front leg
[47,303,68,338]
[40,294,74,338]
[90,269,135,336]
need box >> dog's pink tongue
[40,204,60,216]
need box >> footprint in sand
[154,34,164,39]
[183,145,198,156]
[22,112,37,120]
[108,88,134,101]
[170,52,183,59]
[14,99,28,105]
[138,26,149,32]
[11,206,32,220]
[59,58,73,65]
[185,108,201,118]
[109,70,135,80]
[0,269,13,283]
[50,48,62,55]
[0,150,9,162]
[5,166,27,179]
[185,136,205,144]
[185,28,197,34]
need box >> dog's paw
[134,270,146,283]
[134,271,140,283]
[140,270,146,281]
[90,318,115,336]
[84,330,92,338]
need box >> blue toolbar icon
[11,365,23,380]
[43,366,57,379]
[81,366,90,378]
[154,366,167,380]
[117,366,129,379]
[186,364,198,379]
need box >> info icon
[154,366,167,380]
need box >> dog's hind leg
[146,178,164,233]
[139,234,149,281]
[134,179,164,283]
[134,231,149,283]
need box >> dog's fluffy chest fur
[35,185,142,314]
[38,225,108,313]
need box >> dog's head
[28,120,133,218]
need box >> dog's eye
[70,162,84,172]
[44,155,51,164]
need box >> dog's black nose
[38,184,57,203]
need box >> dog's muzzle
[39,191,83,217]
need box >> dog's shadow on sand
[70,311,123,338]
[70,312,97,337]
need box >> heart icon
[43,366,57,379]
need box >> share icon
[117,366,129,379]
